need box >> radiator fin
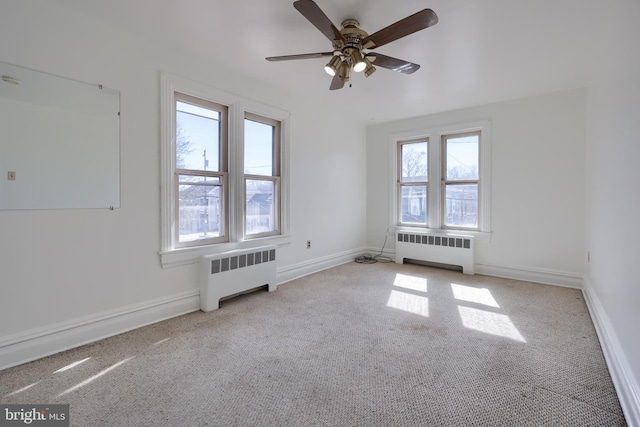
[209,248,275,275]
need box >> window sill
[159,234,292,268]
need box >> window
[398,139,428,226]
[442,131,479,229]
[392,121,491,234]
[175,93,228,246]
[160,73,290,267]
[244,113,281,238]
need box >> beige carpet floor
[0,262,627,426]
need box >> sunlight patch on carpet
[457,306,526,342]
[393,273,428,292]
[451,283,499,308]
[56,357,134,397]
[54,357,91,374]
[387,290,429,317]
[3,382,39,398]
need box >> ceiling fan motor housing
[335,19,367,52]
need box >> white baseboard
[277,247,366,284]
[583,276,640,427]
[0,291,200,371]
[475,263,583,288]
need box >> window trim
[389,120,492,238]
[160,72,291,268]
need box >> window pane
[246,179,276,234]
[244,119,274,176]
[178,175,222,242]
[401,142,427,182]
[176,101,220,171]
[444,184,478,228]
[446,135,478,180]
[400,185,426,224]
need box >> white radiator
[200,245,277,312]
[395,232,475,275]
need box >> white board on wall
[0,61,120,210]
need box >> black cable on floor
[355,234,393,264]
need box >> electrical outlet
[7,171,16,181]
[306,240,311,249]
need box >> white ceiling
[53,0,602,123]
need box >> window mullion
[229,102,242,243]
[429,134,441,228]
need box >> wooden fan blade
[362,9,438,49]
[266,52,334,61]
[294,0,345,43]
[366,53,420,74]
[329,74,345,90]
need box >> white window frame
[243,112,281,239]
[160,72,291,268]
[441,130,481,231]
[397,138,429,227]
[389,120,491,238]
[174,92,229,247]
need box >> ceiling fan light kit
[324,55,341,76]
[266,0,438,90]
[363,58,376,77]
[350,48,367,73]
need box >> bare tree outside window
[175,121,194,170]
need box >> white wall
[584,0,640,423]
[0,0,366,367]
[366,88,586,285]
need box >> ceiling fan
[266,0,438,90]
